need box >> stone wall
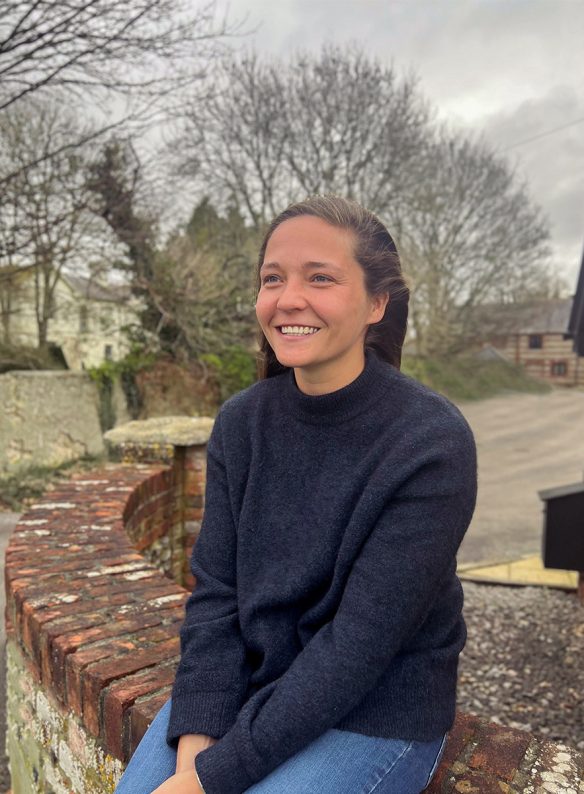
[4,424,583,793]
[0,371,130,476]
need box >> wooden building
[479,298,584,387]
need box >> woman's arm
[166,411,251,747]
[176,734,217,773]
[193,422,477,794]
[149,735,217,794]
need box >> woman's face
[256,215,387,394]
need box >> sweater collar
[282,352,391,424]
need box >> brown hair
[256,195,409,378]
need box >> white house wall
[6,275,142,370]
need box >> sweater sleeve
[167,411,250,743]
[194,417,477,794]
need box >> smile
[278,326,320,336]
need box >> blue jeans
[115,700,447,794]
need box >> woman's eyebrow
[260,260,344,273]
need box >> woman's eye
[261,274,280,285]
[312,274,333,283]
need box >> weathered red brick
[128,687,173,759]
[82,636,180,735]
[469,722,531,782]
[66,637,145,717]
[424,712,481,793]
[103,664,178,759]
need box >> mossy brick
[469,723,532,781]
[128,687,173,758]
[82,636,180,735]
[103,664,178,759]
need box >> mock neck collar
[282,352,391,424]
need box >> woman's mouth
[277,325,320,336]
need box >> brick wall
[5,450,583,792]
[5,463,188,793]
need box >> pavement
[458,554,580,589]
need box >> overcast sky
[220,0,584,288]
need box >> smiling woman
[114,196,477,794]
[255,215,388,394]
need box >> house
[0,266,143,370]
[477,298,584,387]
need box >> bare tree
[176,46,430,229]
[0,98,118,349]
[0,0,236,191]
[0,0,231,109]
[396,128,551,354]
[175,45,551,356]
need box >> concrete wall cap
[104,416,215,447]
[0,369,88,378]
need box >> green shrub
[88,345,157,430]
[201,346,257,402]
[401,355,551,401]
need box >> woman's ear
[368,292,390,325]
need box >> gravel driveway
[455,388,584,753]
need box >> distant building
[477,298,584,387]
[1,266,144,370]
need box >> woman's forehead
[264,216,356,262]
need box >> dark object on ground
[539,483,584,601]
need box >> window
[528,334,543,349]
[550,361,567,377]
[104,344,113,361]
[79,305,89,333]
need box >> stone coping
[4,464,583,791]
[104,417,214,448]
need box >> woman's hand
[151,769,204,794]
[176,733,217,774]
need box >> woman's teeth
[280,326,320,335]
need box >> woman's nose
[276,280,307,311]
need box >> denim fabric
[115,699,447,794]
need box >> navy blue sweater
[167,352,477,794]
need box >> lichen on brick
[6,640,124,794]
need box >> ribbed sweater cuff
[194,730,255,794]
[166,689,242,746]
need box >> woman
[115,196,477,794]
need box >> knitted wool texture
[167,352,477,794]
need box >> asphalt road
[457,388,584,565]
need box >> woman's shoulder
[378,361,475,445]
